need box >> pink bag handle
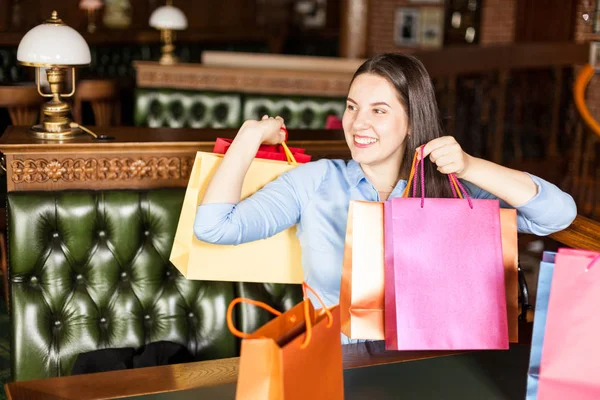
[402,145,473,209]
[586,254,600,271]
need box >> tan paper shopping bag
[169,151,304,283]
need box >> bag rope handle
[586,253,600,271]
[279,127,298,165]
[401,145,473,208]
[226,282,332,349]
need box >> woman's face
[342,73,409,168]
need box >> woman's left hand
[419,136,472,178]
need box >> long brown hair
[350,53,455,198]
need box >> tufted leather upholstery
[8,189,302,381]
[134,89,345,129]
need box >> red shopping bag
[384,147,508,351]
[213,128,311,163]
[537,249,600,400]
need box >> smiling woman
[342,54,455,199]
[193,53,577,344]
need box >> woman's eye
[374,108,385,114]
[346,104,357,111]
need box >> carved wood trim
[134,61,352,97]
[11,156,194,184]
[7,154,195,191]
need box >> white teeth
[354,137,378,145]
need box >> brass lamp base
[28,67,83,140]
[29,124,82,140]
[159,52,179,65]
[158,29,178,65]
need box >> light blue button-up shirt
[194,159,576,339]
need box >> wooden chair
[0,85,42,307]
[0,84,43,125]
[72,79,121,126]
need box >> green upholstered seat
[8,189,302,381]
[134,89,345,129]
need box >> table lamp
[79,0,104,33]
[149,0,188,65]
[17,11,91,140]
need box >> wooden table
[0,126,349,193]
[5,342,533,400]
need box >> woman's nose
[352,112,370,130]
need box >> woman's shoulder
[289,158,348,176]
[284,158,349,188]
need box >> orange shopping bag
[228,283,344,400]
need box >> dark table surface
[133,345,531,400]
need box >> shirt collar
[346,159,409,197]
[346,160,367,188]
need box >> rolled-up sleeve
[193,159,329,245]
[464,173,577,236]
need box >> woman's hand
[419,136,472,178]
[202,115,285,205]
[238,115,287,145]
[419,135,541,208]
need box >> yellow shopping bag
[169,149,304,283]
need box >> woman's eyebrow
[346,98,391,108]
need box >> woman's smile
[353,134,379,148]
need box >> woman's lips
[353,135,378,148]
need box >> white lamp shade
[149,6,188,30]
[17,22,91,67]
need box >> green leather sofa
[8,189,302,382]
[134,89,345,129]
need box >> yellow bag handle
[279,127,298,165]
[281,142,298,165]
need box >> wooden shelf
[0,28,270,47]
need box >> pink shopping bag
[537,248,600,400]
[384,147,508,351]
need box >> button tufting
[165,270,171,277]
[188,312,194,318]
[54,320,61,327]
[52,232,59,238]
[100,317,107,324]
[144,314,151,320]
[144,230,150,237]
[30,276,38,284]
[76,274,83,282]
[120,271,128,279]
[98,230,106,238]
